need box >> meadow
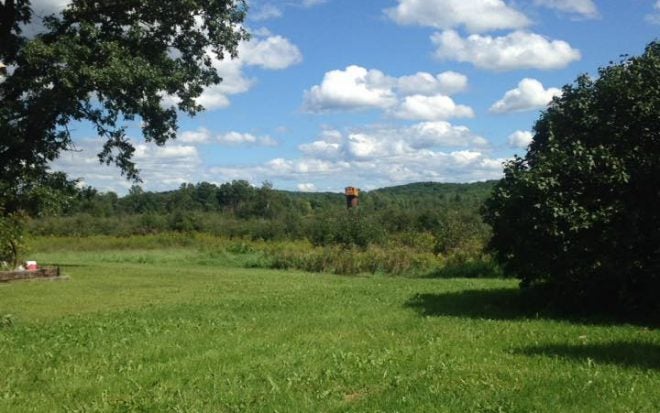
[0,235,658,412]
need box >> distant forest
[27,181,496,252]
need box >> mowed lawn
[1,245,658,412]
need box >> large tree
[0,0,248,211]
[483,42,659,316]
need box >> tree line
[24,180,494,253]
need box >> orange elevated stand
[344,186,359,208]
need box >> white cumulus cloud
[303,65,397,112]
[508,130,534,148]
[209,147,505,190]
[490,78,561,113]
[217,132,278,147]
[298,140,343,159]
[297,183,317,192]
[238,35,303,70]
[188,58,252,110]
[533,0,599,19]
[199,121,504,191]
[176,31,302,110]
[179,127,212,144]
[397,71,468,96]
[297,121,488,162]
[408,121,488,148]
[303,66,472,115]
[394,94,475,121]
[385,0,530,33]
[432,30,581,71]
[52,138,203,193]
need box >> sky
[29,0,660,194]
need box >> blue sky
[41,0,659,194]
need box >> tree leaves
[0,0,248,207]
[483,42,660,316]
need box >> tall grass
[27,234,501,278]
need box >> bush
[483,42,660,316]
[257,242,440,276]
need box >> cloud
[297,121,488,161]
[646,1,660,25]
[432,30,581,71]
[184,32,302,110]
[217,132,278,147]
[238,35,303,70]
[385,0,530,33]
[51,138,203,192]
[52,121,500,194]
[190,59,252,110]
[250,3,283,21]
[261,157,347,176]
[297,183,317,192]
[20,0,71,36]
[303,65,397,112]
[179,127,212,144]
[133,144,199,160]
[301,0,327,7]
[298,140,343,159]
[397,71,468,96]
[346,133,406,159]
[393,94,474,120]
[215,121,492,190]
[490,78,561,113]
[179,127,278,147]
[408,121,488,148]
[508,130,533,148]
[303,66,471,115]
[533,0,599,19]
[31,0,70,16]
[209,147,505,190]
[249,0,326,21]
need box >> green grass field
[1,237,658,412]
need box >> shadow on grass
[514,341,660,370]
[423,259,504,279]
[406,288,529,320]
[405,288,659,328]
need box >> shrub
[483,42,660,316]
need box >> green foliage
[24,180,498,279]
[28,181,494,251]
[260,243,439,276]
[0,314,14,329]
[0,171,79,217]
[483,42,660,316]
[308,210,385,248]
[0,212,25,268]
[0,0,248,200]
[433,210,491,255]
